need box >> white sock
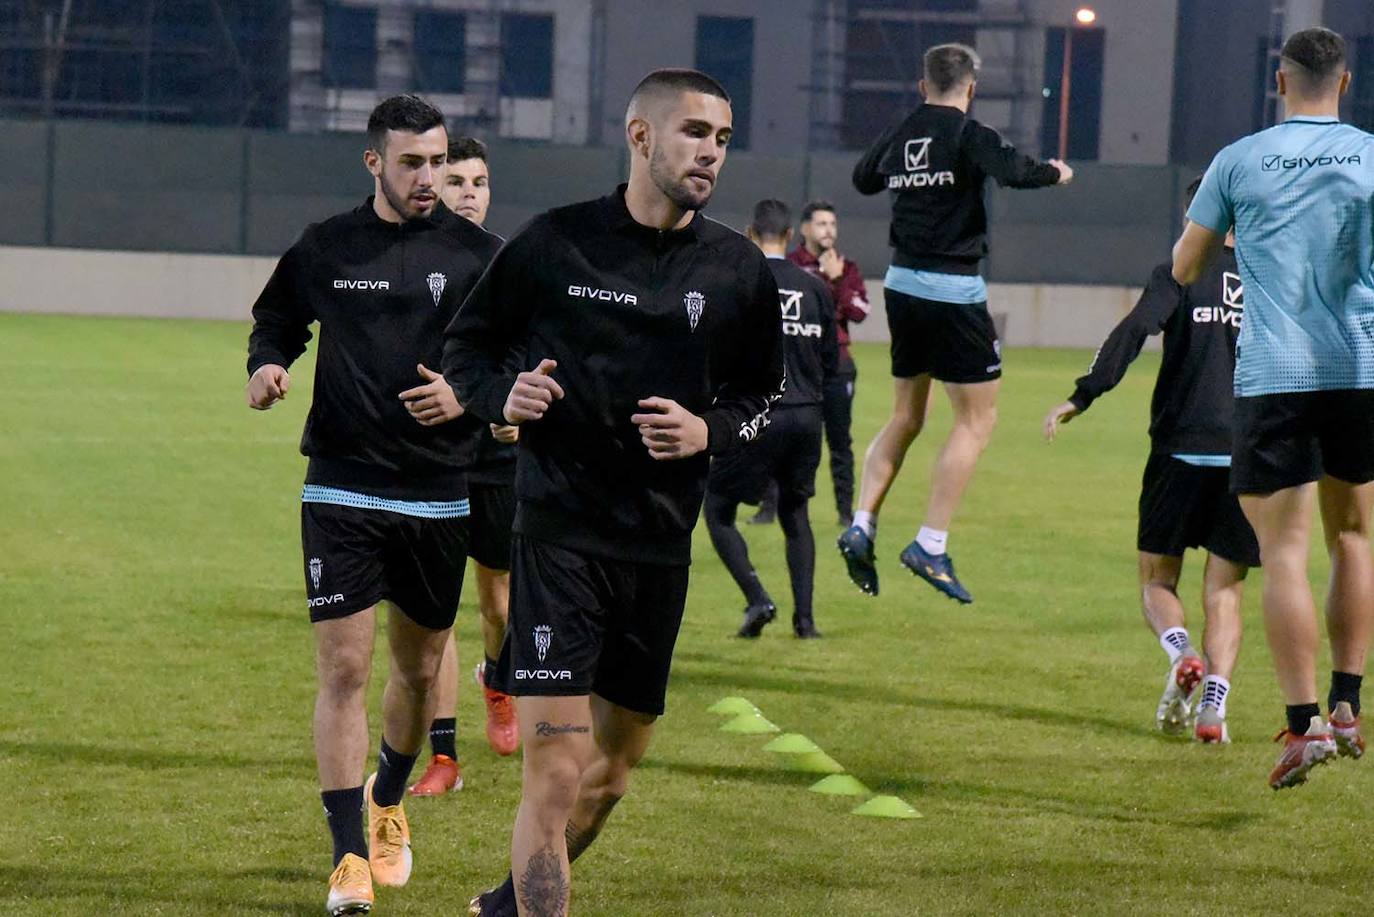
[1199,675,1230,716]
[853,511,877,539]
[1159,627,1192,663]
[916,526,948,556]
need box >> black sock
[372,738,418,808]
[429,717,457,760]
[484,656,499,688]
[481,873,516,915]
[1286,702,1322,736]
[322,787,367,866]
[1329,671,1363,717]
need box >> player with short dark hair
[1045,176,1257,744]
[246,94,501,915]
[790,200,869,527]
[706,198,838,639]
[409,135,521,799]
[445,67,783,916]
[839,42,1072,603]
[1174,26,1374,789]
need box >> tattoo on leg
[517,845,569,917]
[535,722,590,737]
[565,819,601,863]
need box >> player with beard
[410,136,522,798]
[246,95,501,915]
[444,69,783,917]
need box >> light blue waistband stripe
[883,265,988,305]
[1171,453,1232,468]
[301,485,470,519]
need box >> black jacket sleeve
[816,276,839,382]
[1069,265,1182,411]
[442,230,537,425]
[852,120,904,195]
[246,239,315,376]
[703,255,786,454]
[963,122,1062,189]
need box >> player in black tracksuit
[706,199,838,639]
[444,70,784,917]
[1044,178,1257,745]
[245,96,502,915]
[837,42,1072,606]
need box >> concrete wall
[0,245,1154,354]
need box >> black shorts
[706,405,823,504]
[494,535,690,716]
[1137,455,1260,567]
[468,482,515,571]
[301,502,469,629]
[1232,390,1374,495]
[885,288,1002,383]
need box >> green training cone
[782,751,845,774]
[707,697,760,717]
[851,795,922,819]
[761,733,822,755]
[719,712,780,734]
[809,775,870,797]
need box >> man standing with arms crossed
[410,136,521,799]
[838,42,1071,602]
[246,96,500,914]
[1174,27,1374,789]
[445,69,783,917]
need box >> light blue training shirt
[1187,116,1374,397]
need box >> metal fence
[1,118,1198,286]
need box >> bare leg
[314,607,378,789]
[476,562,512,663]
[1138,552,1185,638]
[382,605,450,756]
[1318,476,1374,678]
[564,696,657,863]
[856,375,932,516]
[425,632,459,738]
[511,695,595,917]
[923,379,999,531]
[1200,553,1247,681]
[1241,484,1319,705]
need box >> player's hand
[491,423,519,444]
[818,248,845,281]
[504,359,564,424]
[247,364,291,410]
[1048,158,1074,185]
[399,364,465,426]
[1042,401,1080,441]
[631,397,709,460]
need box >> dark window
[842,90,908,149]
[1353,37,1374,132]
[1039,26,1103,161]
[415,11,466,93]
[322,2,377,90]
[1252,37,1274,131]
[695,16,754,150]
[500,14,554,98]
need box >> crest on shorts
[533,625,552,663]
[684,290,705,332]
[427,272,447,307]
[309,557,323,591]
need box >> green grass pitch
[1,312,1370,915]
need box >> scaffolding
[808,0,1040,150]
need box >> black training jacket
[852,103,1061,275]
[1069,248,1244,455]
[767,256,838,408]
[443,186,785,565]
[247,198,502,500]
